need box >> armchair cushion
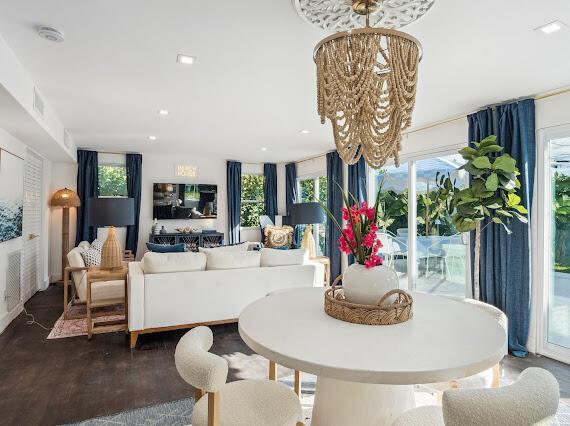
[80,247,101,267]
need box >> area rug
[47,303,125,340]
[66,374,570,425]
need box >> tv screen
[153,183,217,219]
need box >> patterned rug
[47,303,125,340]
[67,375,570,425]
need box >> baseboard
[0,303,23,334]
[50,273,62,284]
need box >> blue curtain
[285,162,301,247]
[326,151,344,282]
[263,163,278,223]
[348,157,367,265]
[75,150,98,245]
[467,99,535,357]
[227,161,241,245]
[125,153,142,256]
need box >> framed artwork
[0,148,24,243]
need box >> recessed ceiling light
[177,54,196,65]
[149,135,157,141]
[535,20,566,34]
[37,26,64,42]
[261,147,268,151]
[300,129,310,134]
[158,109,169,116]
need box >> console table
[148,232,224,252]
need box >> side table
[86,264,128,339]
[311,256,330,286]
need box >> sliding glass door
[414,154,468,296]
[538,126,570,363]
[370,147,470,296]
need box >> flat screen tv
[153,183,217,220]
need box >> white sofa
[128,247,324,348]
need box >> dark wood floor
[0,284,568,426]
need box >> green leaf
[506,193,521,207]
[496,209,513,217]
[492,155,516,173]
[479,135,498,147]
[479,145,503,155]
[472,156,492,169]
[458,147,478,158]
[485,173,499,191]
[512,204,528,214]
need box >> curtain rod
[404,85,570,136]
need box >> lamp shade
[88,198,135,227]
[290,202,325,225]
[51,188,80,208]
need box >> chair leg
[63,270,69,320]
[294,370,301,396]
[269,360,276,380]
[130,331,139,349]
[208,392,220,426]
[492,363,500,388]
[195,388,204,401]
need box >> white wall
[0,128,51,332]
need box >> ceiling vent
[37,26,64,42]
[33,88,44,117]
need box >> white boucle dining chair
[175,326,304,426]
[392,367,559,426]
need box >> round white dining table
[238,287,507,426]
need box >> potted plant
[321,185,399,305]
[444,135,528,299]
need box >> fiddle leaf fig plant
[444,135,528,299]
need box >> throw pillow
[90,239,103,252]
[80,247,101,267]
[146,242,186,253]
[264,225,294,249]
[260,248,309,267]
[142,252,206,274]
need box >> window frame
[97,162,128,198]
[240,173,265,230]
[297,174,327,256]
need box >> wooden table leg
[269,360,276,381]
[294,370,301,396]
[87,275,92,340]
[63,268,69,320]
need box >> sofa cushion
[78,241,91,250]
[199,243,249,253]
[146,242,186,253]
[260,248,308,267]
[80,247,101,267]
[142,252,206,274]
[205,251,261,270]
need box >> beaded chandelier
[314,0,423,168]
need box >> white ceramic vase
[342,263,399,305]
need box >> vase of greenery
[445,135,528,300]
[321,186,399,305]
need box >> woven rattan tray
[324,285,413,326]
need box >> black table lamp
[199,191,216,216]
[291,202,325,258]
[89,198,135,269]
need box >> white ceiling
[0,0,569,163]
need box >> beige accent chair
[393,367,559,426]
[175,326,304,426]
[63,243,126,319]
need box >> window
[298,176,327,256]
[98,164,127,197]
[370,149,470,296]
[240,174,264,228]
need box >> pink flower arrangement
[322,188,384,268]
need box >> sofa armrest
[128,262,145,331]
